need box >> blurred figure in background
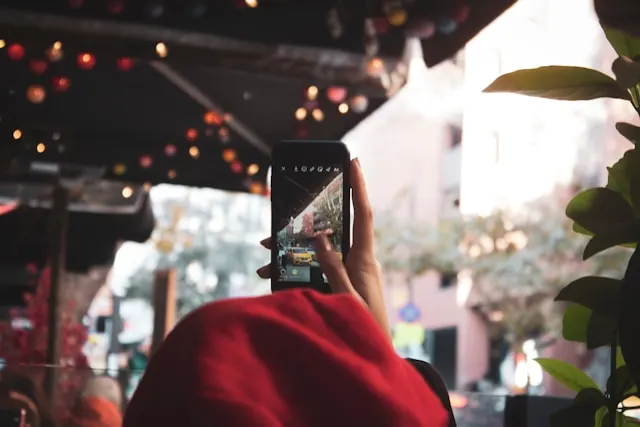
[0,371,55,427]
[65,376,122,427]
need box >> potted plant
[482,24,640,427]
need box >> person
[0,371,55,427]
[65,376,123,427]
[123,159,455,426]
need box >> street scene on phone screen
[276,170,344,283]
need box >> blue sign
[399,302,421,322]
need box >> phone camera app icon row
[281,166,339,173]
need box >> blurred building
[346,0,635,392]
[302,212,314,235]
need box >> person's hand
[257,159,390,338]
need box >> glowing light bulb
[121,186,133,198]
[139,155,153,168]
[338,103,349,114]
[204,111,221,125]
[189,146,200,159]
[168,169,177,179]
[26,85,46,104]
[36,143,46,153]
[77,53,96,70]
[12,129,22,140]
[53,41,62,50]
[247,163,260,176]
[306,85,318,100]
[245,0,258,8]
[367,57,385,76]
[312,108,324,121]
[143,182,152,191]
[0,40,5,49]
[295,107,307,120]
[222,149,236,163]
[156,42,168,58]
[186,128,198,141]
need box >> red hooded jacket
[124,289,451,427]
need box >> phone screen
[272,154,348,291]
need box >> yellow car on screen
[288,248,312,265]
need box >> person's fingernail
[259,237,270,248]
[315,234,332,252]
[353,157,361,167]
[256,265,270,278]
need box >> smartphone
[270,140,351,293]
[0,408,27,427]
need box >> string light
[143,182,152,191]
[327,86,347,103]
[77,53,96,70]
[367,57,385,76]
[218,127,230,143]
[116,57,134,71]
[230,161,243,174]
[164,144,177,157]
[26,85,46,104]
[12,130,22,140]
[52,76,71,92]
[204,111,222,125]
[36,143,46,153]
[312,108,324,121]
[121,186,133,198]
[0,40,5,49]
[168,169,177,179]
[245,0,258,8]
[7,44,25,61]
[155,42,168,58]
[29,60,48,75]
[139,155,153,168]
[189,146,200,159]
[186,128,198,141]
[249,182,265,195]
[46,43,63,62]
[247,163,260,176]
[338,103,349,114]
[113,163,127,175]
[306,86,318,101]
[295,108,307,120]
[222,149,236,163]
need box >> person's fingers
[256,264,271,279]
[350,158,374,251]
[314,234,356,296]
[260,237,272,249]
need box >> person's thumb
[314,234,360,301]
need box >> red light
[116,57,134,71]
[204,111,222,125]
[139,155,153,168]
[164,144,177,157]
[231,161,243,174]
[52,76,71,92]
[0,202,18,217]
[29,59,48,75]
[7,44,25,61]
[106,0,124,14]
[77,53,96,70]
[186,128,198,141]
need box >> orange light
[247,163,260,176]
[168,169,177,179]
[306,85,318,100]
[245,0,258,7]
[338,102,349,114]
[36,143,46,153]
[222,149,236,163]
[204,111,222,125]
[77,53,96,70]
[189,146,200,159]
[249,182,265,194]
[186,128,198,141]
[295,107,307,120]
[12,129,22,140]
[113,163,126,175]
[449,392,468,409]
[26,85,46,104]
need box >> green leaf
[566,188,634,235]
[604,27,640,63]
[607,149,640,206]
[550,388,606,427]
[583,224,640,259]
[573,222,596,236]
[617,347,626,368]
[586,313,617,349]
[607,366,638,402]
[616,122,640,145]
[563,304,591,342]
[483,66,631,101]
[555,276,622,318]
[613,57,640,88]
[535,358,601,392]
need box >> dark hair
[0,372,56,427]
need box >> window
[448,125,462,148]
[440,272,457,289]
